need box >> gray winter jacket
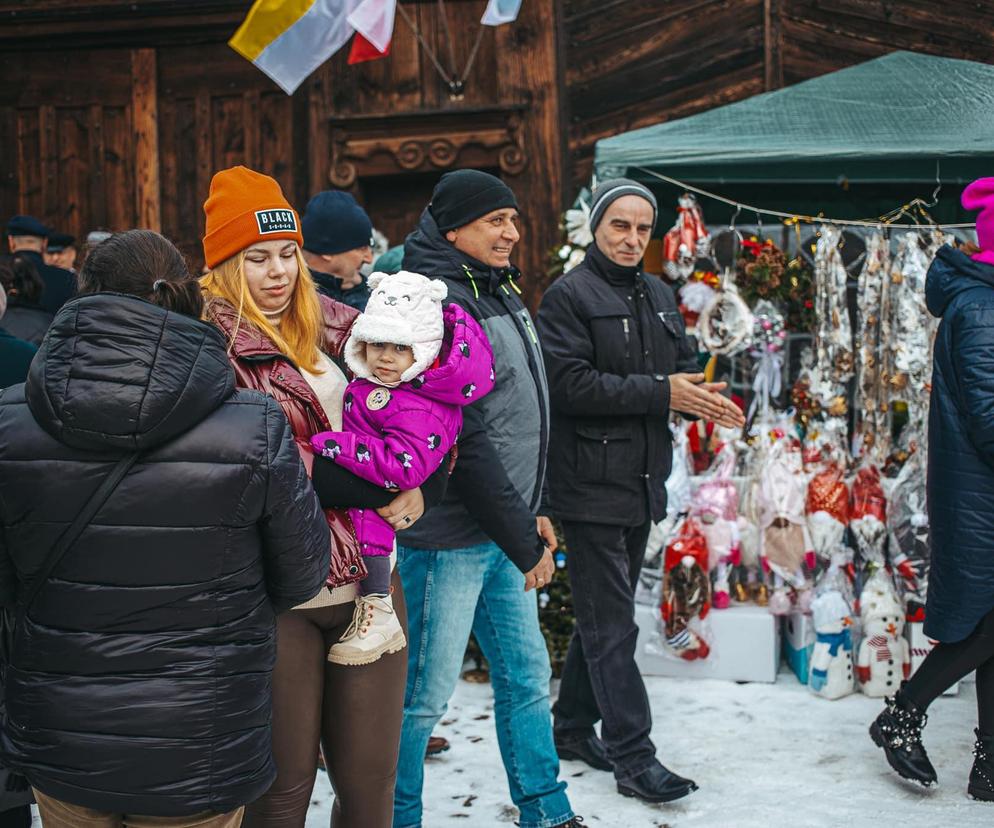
[397,209,548,572]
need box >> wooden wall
[561,0,994,193]
[562,0,768,192]
[776,0,994,84]
[0,0,562,302]
[3,0,993,300]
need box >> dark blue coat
[925,245,994,642]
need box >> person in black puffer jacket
[0,230,330,825]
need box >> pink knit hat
[962,177,994,266]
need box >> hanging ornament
[663,193,711,280]
[853,231,890,461]
[811,226,854,415]
[746,300,786,421]
[698,270,754,356]
[677,270,720,331]
[884,233,933,445]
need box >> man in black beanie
[394,170,581,828]
[301,191,374,311]
[537,177,743,805]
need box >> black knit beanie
[429,170,519,232]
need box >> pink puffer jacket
[311,303,494,555]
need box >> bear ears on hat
[367,270,448,302]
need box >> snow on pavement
[306,670,992,828]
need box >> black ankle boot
[969,729,994,801]
[869,691,937,787]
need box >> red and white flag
[347,0,396,64]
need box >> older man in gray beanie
[536,178,742,805]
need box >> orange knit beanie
[202,166,303,269]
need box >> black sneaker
[869,691,937,787]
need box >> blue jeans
[394,542,573,828]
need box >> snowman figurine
[808,589,856,700]
[857,586,911,697]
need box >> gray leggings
[243,569,408,828]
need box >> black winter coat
[0,298,52,346]
[537,245,700,526]
[0,294,330,816]
[15,251,74,315]
[925,245,994,642]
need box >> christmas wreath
[736,236,816,333]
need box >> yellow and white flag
[229,0,362,95]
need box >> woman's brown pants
[243,570,408,828]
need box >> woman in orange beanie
[200,166,445,827]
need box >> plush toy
[850,466,888,567]
[663,193,710,280]
[756,442,816,614]
[691,451,741,609]
[857,580,911,697]
[806,463,849,563]
[661,519,712,661]
[809,588,856,700]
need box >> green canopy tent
[593,51,994,225]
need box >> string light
[633,167,976,231]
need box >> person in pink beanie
[962,177,994,266]
[310,269,495,665]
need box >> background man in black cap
[536,178,744,805]
[5,216,75,314]
[394,169,581,828]
[44,233,78,274]
[300,191,374,311]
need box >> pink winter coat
[310,303,494,555]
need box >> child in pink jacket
[310,270,494,665]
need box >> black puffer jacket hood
[0,293,329,816]
[26,293,235,452]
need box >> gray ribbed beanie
[589,178,658,233]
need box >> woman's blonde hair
[201,246,325,373]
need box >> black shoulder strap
[15,452,139,626]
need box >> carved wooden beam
[328,106,528,188]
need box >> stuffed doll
[756,441,816,614]
[691,451,741,609]
[850,465,888,568]
[857,579,911,697]
[806,463,849,564]
[661,519,712,661]
[663,193,710,280]
[809,588,856,700]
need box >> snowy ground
[303,668,990,828]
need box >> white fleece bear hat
[345,270,449,384]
